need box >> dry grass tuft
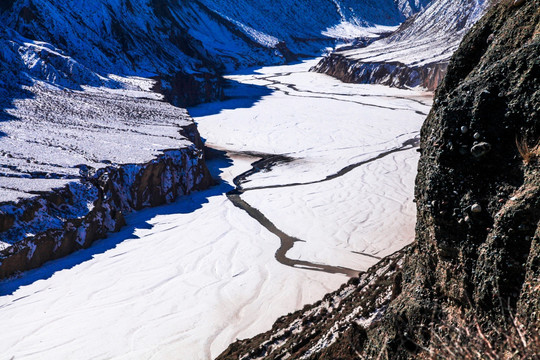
[427,311,540,360]
[516,138,540,165]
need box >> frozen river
[0,59,431,359]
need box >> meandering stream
[0,59,431,360]
[224,134,419,277]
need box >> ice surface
[0,60,431,359]
[193,59,431,185]
[243,149,419,270]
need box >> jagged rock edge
[311,53,447,91]
[0,124,213,279]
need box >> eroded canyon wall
[218,1,540,358]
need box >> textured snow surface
[333,0,489,66]
[395,0,433,17]
[0,80,194,202]
[198,0,406,53]
[194,60,431,185]
[243,150,418,269]
[0,0,419,85]
[0,60,431,359]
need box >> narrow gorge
[1,0,537,359]
[219,1,540,358]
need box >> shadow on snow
[188,77,274,119]
[0,54,278,296]
[0,153,235,296]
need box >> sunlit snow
[0,60,432,360]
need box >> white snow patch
[322,23,397,40]
[0,59,431,360]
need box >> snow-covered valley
[313,0,489,90]
[0,60,431,359]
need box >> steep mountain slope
[313,0,490,90]
[196,0,406,52]
[0,0,428,278]
[218,0,540,358]
[0,0,417,82]
[395,0,432,17]
[0,0,273,103]
[0,0,433,109]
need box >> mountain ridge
[312,0,490,90]
[217,0,540,358]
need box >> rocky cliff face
[382,0,540,353]
[0,124,212,279]
[0,0,427,279]
[313,54,449,91]
[218,0,540,358]
[313,0,490,91]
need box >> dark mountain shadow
[227,58,310,76]
[0,153,234,296]
[0,67,35,140]
[188,77,274,118]
[188,57,324,119]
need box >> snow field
[0,82,194,202]
[0,59,431,360]
[0,157,343,360]
[242,149,419,270]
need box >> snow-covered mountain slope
[313,0,490,90]
[0,0,429,276]
[0,0,435,110]
[1,0,266,83]
[0,0,418,82]
[196,0,407,52]
[395,0,433,17]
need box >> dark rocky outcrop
[218,0,540,358]
[313,54,448,91]
[152,70,225,107]
[0,126,212,279]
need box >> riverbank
[0,59,431,359]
